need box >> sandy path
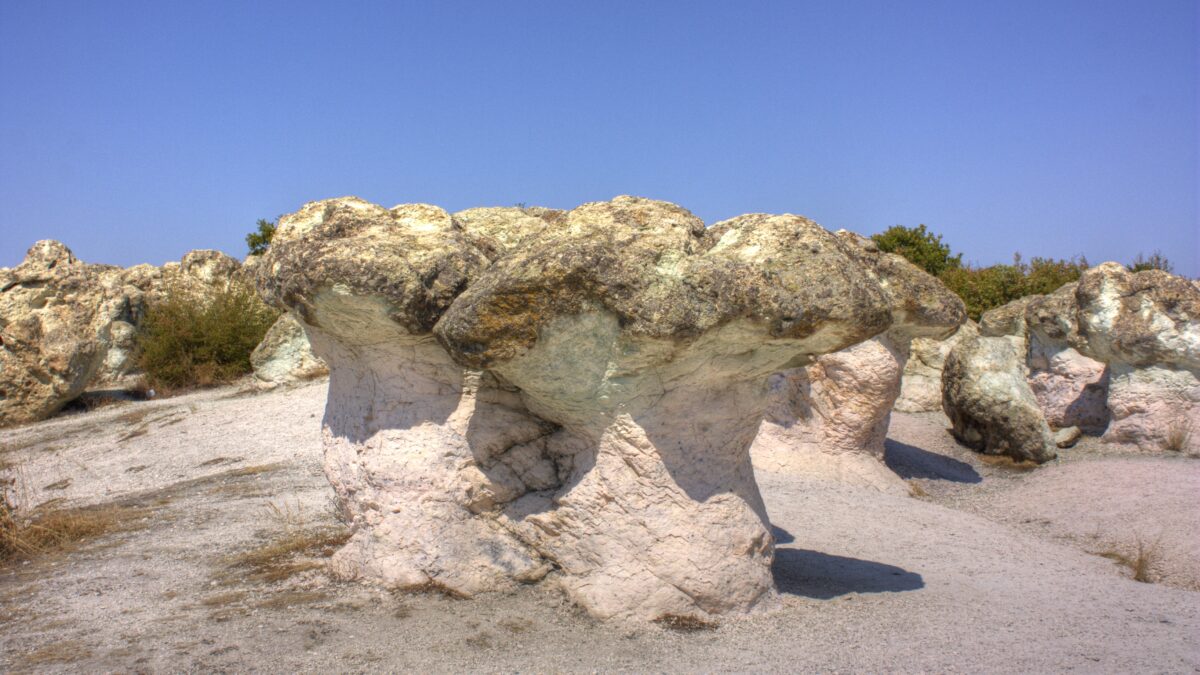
[2,381,1198,672]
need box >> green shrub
[871,224,962,277]
[939,263,1026,321]
[246,218,277,256]
[938,254,1088,320]
[1023,255,1088,295]
[136,282,279,390]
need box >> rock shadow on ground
[772,547,925,599]
[884,439,982,484]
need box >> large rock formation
[749,233,966,493]
[1024,284,1110,433]
[946,263,1199,456]
[0,242,253,425]
[257,195,930,622]
[942,329,1058,463]
[250,313,327,387]
[1069,264,1199,451]
[0,242,131,425]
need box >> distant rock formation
[255,195,950,622]
[943,262,1200,458]
[0,243,248,426]
[0,241,131,425]
[942,330,1059,463]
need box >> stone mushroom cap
[833,231,966,340]
[255,197,493,335]
[435,196,894,369]
[452,206,567,259]
[1072,262,1200,369]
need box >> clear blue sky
[1,1,1196,275]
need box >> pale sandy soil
[1,380,1198,673]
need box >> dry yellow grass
[977,454,1041,471]
[1162,420,1193,453]
[653,613,720,632]
[1,492,148,565]
[214,502,349,585]
[17,639,93,666]
[1098,537,1161,583]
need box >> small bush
[1099,537,1160,583]
[245,218,278,256]
[136,282,278,390]
[871,224,962,277]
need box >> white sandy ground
[1,380,1197,673]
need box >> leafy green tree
[1128,251,1173,273]
[245,218,277,256]
[871,224,962,277]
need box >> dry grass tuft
[907,480,929,498]
[976,454,1040,471]
[228,463,285,477]
[18,639,93,666]
[2,490,148,565]
[200,591,248,607]
[397,579,469,599]
[1098,537,1161,583]
[218,529,347,584]
[215,501,349,585]
[498,617,533,634]
[653,613,720,632]
[117,425,149,443]
[1162,420,1193,453]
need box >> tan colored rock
[0,241,130,425]
[250,313,327,387]
[437,199,899,622]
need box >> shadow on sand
[772,547,925,599]
[884,439,981,483]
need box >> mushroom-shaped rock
[1070,263,1200,451]
[1023,284,1110,434]
[254,197,556,596]
[750,233,966,493]
[0,241,130,425]
[435,197,894,621]
[942,332,1058,463]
